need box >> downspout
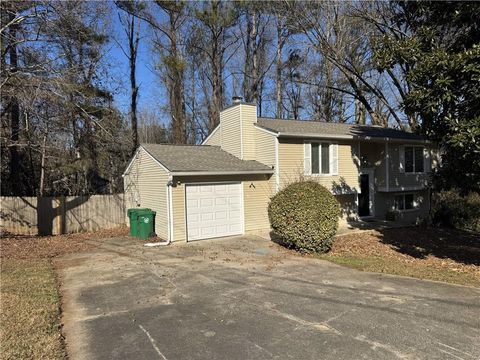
[385,139,390,192]
[274,136,280,193]
[144,176,173,247]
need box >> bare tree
[150,1,188,144]
[116,1,143,154]
[192,1,238,132]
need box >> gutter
[253,124,429,143]
[171,170,274,176]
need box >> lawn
[318,227,480,287]
[0,227,128,360]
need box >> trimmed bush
[268,181,341,253]
[432,189,480,232]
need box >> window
[404,146,424,173]
[309,142,331,175]
[312,143,319,174]
[321,143,329,174]
[394,193,417,211]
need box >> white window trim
[393,192,419,212]
[404,145,426,175]
[304,141,337,176]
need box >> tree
[115,0,144,155]
[374,1,480,192]
[1,1,128,196]
[192,1,238,132]
[151,1,188,144]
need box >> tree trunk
[210,32,222,132]
[129,15,139,154]
[243,9,258,103]
[275,19,283,118]
[8,12,20,194]
[39,131,47,197]
[169,12,186,144]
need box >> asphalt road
[57,235,480,360]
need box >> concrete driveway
[56,235,480,360]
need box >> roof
[257,117,425,141]
[140,143,273,175]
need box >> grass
[316,227,480,287]
[317,253,480,287]
[1,259,65,360]
[0,226,128,360]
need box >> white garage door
[186,182,243,241]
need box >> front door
[358,174,370,217]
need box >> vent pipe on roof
[232,96,243,104]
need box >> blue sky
[107,11,167,121]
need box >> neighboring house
[123,100,436,242]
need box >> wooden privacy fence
[0,194,125,236]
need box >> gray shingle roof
[257,118,425,141]
[141,143,273,174]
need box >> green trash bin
[127,208,151,237]
[137,210,156,240]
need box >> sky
[107,11,167,121]
[106,4,365,127]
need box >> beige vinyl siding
[388,143,430,189]
[240,104,258,160]
[243,177,274,232]
[203,125,222,146]
[254,128,276,167]
[123,147,169,240]
[358,142,385,189]
[375,189,429,223]
[278,138,359,192]
[171,181,185,242]
[336,194,357,221]
[220,106,242,158]
[171,174,273,242]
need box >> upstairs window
[304,142,338,176]
[403,146,424,173]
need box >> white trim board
[123,145,171,177]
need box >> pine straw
[0,226,128,360]
[319,227,480,287]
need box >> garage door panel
[201,212,214,221]
[186,183,243,241]
[215,211,227,220]
[215,197,227,206]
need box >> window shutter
[423,147,431,173]
[304,142,311,175]
[399,145,405,173]
[330,143,338,175]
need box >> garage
[123,144,274,243]
[186,183,243,241]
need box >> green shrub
[432,190,480,232]
[268,181,341,253]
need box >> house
[123,100,436,242]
